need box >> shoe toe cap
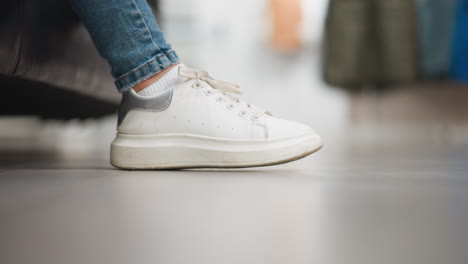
[266,116,317,139]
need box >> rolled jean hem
[115,50,180,93]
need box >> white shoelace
[179,66,269,120]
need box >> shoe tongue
[175,64,189,84]
[177,64,199,79]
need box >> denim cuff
[115,50,180,93]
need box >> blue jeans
[68,0,180,92]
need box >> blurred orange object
[270,0,302,52]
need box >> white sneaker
[110,66,322,169]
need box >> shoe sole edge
[110,132,322,170]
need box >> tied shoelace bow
[179,66,243,94]
[179,66,270,119]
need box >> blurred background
[1,1,467,264]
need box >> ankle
[133,63,180,93]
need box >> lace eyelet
[239,111,248,117]
[204,89,214,96]
[216,96,224,103]
[193,82,202,89]
[227,104,235,110]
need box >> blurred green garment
[323,0,420,88]
[417,0,457,78]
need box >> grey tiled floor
[0,142,467,264]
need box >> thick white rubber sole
[110,132,322,170]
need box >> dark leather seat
[0,0,158,119]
